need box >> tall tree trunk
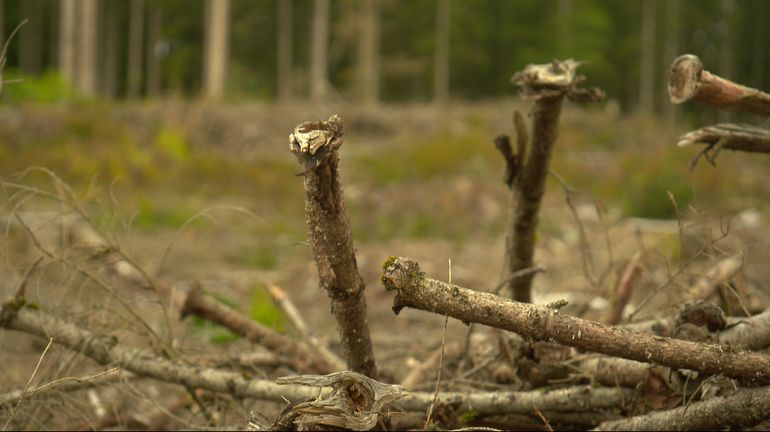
[718,0,735,122]
[76,0,98,95]
[100,1,120,97]
[434,0,450,104]
[662,0,680,124]
[145,5,161,97]
[203,0,230,99]
[638,0,656,114]
[310,0,330,102]
[277,0,293,102]
[19,0,43,75]
[357,0,379,107]
[58,0,76,88]
[127,0,145,98]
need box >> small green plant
[250,288,286,333]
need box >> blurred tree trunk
[718,0,735,122]
[638,0,656,114]
[127,0,145,99]
[557,0,573,57]
[76,0,98,95]
[58,0,76,88]
[357,0,379,107]
[100,1,120,97]
[277,0,293,102]
[434,0,450,105]
[310,0,330,102]
[662,0,680,124]
[750,0,766,90]
[145,5,161,97]
[203,0,230,99]
[20,0,43,75]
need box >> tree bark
[276,0,293,102]
[596,385,770,430]
[76,0,98,95]
[289,115,377,378]
[310,0,330,102]
[668,54,770,117]
[100,1,120,98]
[126,0,145,99]
[203,0,230,99]
[639,0,656,114]
[358,0,379,107]
[58,0,76,88]
[433,0,450,104]
[382,256,770,385]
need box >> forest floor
[1,100,769,429]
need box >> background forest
[1,1,770,430]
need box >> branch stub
[668,54,704,104]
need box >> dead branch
[678,124,770,169]
[595,385,770,430]
[381,257,770,384]
[167,280,336,374]
[605,253,642,325]
[0,302,325,402]
[289,115,377,378]
[500,60,604,302]
[264,281,347,372]
[400,342,462,388]
[684,253,743,301]
[668,54,770,116]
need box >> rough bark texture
[289,115,377,379]
[171,281,336,374]
[595,385,770,430]
[668,54,770,116]
[381,257,770,384]
[500,60,603,303]
[678,123,770,155]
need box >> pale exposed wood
[382,257,770,384]
[668,54,770,116]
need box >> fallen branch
[604,253,642,325]
[167,280,335,374]
[668,54,770,116]
[678,124,770,169]
[498,60,604,303]
[595,385,770,430]
[289,115,377,378]
[264,281,346,372]
[0,302,324,402]
[381,257,770,384]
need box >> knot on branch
[289,114,345,167]
[511,59,605,102]
[275,371,406,430]
[381,256,422,315]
